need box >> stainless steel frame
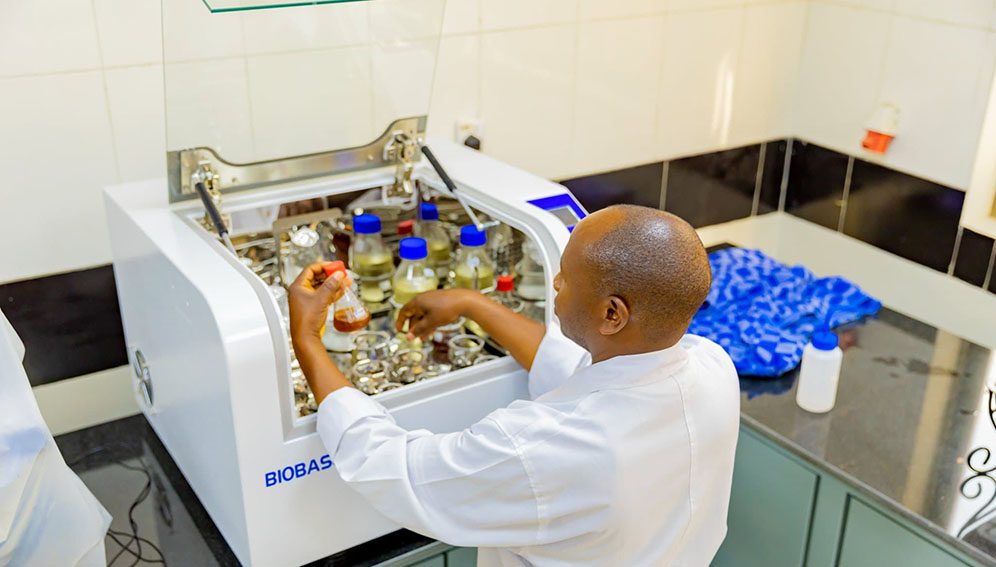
[167,116,427,203]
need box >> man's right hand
[396,287,547,371]
[395,289,479,339]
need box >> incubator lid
[161,0,445,202]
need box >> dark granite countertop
[55,415,434,566]
[739,307,996,566]
[55,305,996,565]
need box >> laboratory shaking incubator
[104,0,588,565]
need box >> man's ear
[598,295,630,336]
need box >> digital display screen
[548,205,580,226]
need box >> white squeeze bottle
[795,329,843,413]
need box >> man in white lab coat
[289,204,740,566]
[0,309,111,565]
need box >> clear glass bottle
[349,213,393,304]
[391,238,439,307]
[415,203,452,280]
[516,239,546,301]
[283,226,322,284]
[452,225,495,293]
[322,261,371,333]
[466,274,523,338]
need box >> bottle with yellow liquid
[349,213,393,304]
[415,203,452,280]
[452,225,495,293]
[391,238,439,307]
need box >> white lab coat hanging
[0,308,111,566]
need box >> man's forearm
[292,336,352,405]
[459,293,545,371]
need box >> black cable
[66,445,168,565]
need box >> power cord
[67,445,168,566]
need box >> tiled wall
[564,137,996,296]
[2,0,806,385]
[793,0,996,192]
[4,0,996,388]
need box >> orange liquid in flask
[333,307,371,332]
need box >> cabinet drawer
[712,430,819,567]
[838,499,969,567]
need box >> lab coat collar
[539,344,688,402]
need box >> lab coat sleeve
[317,388,540,548]
[527,323,589,400]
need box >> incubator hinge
[382,130,419,200]
[191,161,230,233]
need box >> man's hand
[288,263,348,347]
[287,263,354,404]
[396,288,546,371]
[395,289,477,339]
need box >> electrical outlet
[455,119,483,145]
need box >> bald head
[560,205,711,348]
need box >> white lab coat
[318,326,740,566]
[0,309,111,566]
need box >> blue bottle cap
[353,213,381,234]
[398,237,428,261]
[419,203,439,221]
[460,225,486,247]
[812,331,839,351]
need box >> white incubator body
[104,1,589,564]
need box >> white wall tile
[427,35,480,141]
[242,2,369,54]
[821,0,894,11]
[247,47,374,160]
[480,0,577,31]
[0,72,118,282]
[161,0,244,62]
[572,17,664,174]
[893,0,993,28]
[875,17,995,188]
[93,0,162,67]
[104,66,166,181]
[0,1,101,77]
[669,0,745,12]
[793,3,891,156]
[480,25,576,178]
[163,59,254,161]
[579,0,664,20]
[372,40,439,133]
[442,0,479,35]
[729,1,806,145]
[657,8,744,158]
[370,0,447,42]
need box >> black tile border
[12,138,995,388]
[2,264,128,386]
[562,137,996,296]
[952,228,995,288]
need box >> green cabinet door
[837,500,969,567]
[712,430,819,567]
[446,547,478,567]
[409,556,445,567]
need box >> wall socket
[455,119,483,146]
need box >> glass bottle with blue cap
[349,213,393,303]
[392,237,439,307]
[452,225,495,293]
[414,203,452,279]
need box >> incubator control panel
[527,194,588,232]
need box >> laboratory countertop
[739,306,996,566]
[55,416,434,566]
[57,306,996,566]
